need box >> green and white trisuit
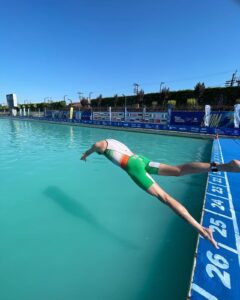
[103,139,161,191]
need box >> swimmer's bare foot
[201,227,219,249]
[214,160,240,173]
[228,160,240,172]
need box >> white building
[6,94,18,108]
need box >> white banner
[204,105,211,127]
[109,106,112,122]
[234,104,240,128]
[12,109,17,116]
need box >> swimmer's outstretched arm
[80,141,106,161]
[80,144,98,161]
[148,183,219,249]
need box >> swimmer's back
[104,139,134,167]
[105,139,134,156]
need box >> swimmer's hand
[80,154,87,161]
[201,227,219,249]
[80,144,97,161]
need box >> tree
[97,94,102,107]
[235,98,240,105]
[138,89,145,107]
[80,98,89,108]
[187,98,198,108]
[0,104,8,111]
[161,87,170,109]
[59,101,67,109]
[194,82,205,105]
[113,94,118,107]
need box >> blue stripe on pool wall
[189,138,240,300]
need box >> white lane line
[208,182,227,188]
[191,284,218,300]
[206,192,230,200]
[209,173,225,179]
[218,139,240,267]
[218,243,238,254]
[204,208,233,220]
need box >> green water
[0,119,212,300]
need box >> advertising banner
[81,110,91,121]
[209,112,234,128]
[170,111,204,126]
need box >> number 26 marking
[206,251,231,289]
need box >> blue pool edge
[188,138,240,300]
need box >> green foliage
[235,99,240,104]
[20,101,67,110]
[168,100,176,106]
[80,98,89,107]
[113,94,118,107]
[90,86,239,109]
[187,98,198,107]
[11,86,239,111]
[50,101,66,109]
[0,104,8,111]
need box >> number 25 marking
[209,218,227,238]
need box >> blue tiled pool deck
[189,138,240,300]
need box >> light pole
[77,92,84,119]
[63,95,68,103]
[78,92,84,108]
[78,92,84,101]
[133,83,139,95]
[133,83,140,109]
[43,97,50,117]
[88,92,93,105]
[160,82,165,93]
[122,94,127,121]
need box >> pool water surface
[0,119,212,300]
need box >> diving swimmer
[80,139,240,249]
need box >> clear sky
[0,0,239,103]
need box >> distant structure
[225,70,240,87]
[6,94,18,116]
[6,94,18,108]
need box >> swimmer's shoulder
[94,140,108,154]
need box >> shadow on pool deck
[44,186,139,251]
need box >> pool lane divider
[188,138,240,300]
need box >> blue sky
[0,0,239,103]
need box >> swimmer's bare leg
[147,182,218,249]
[157,160,240,176]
